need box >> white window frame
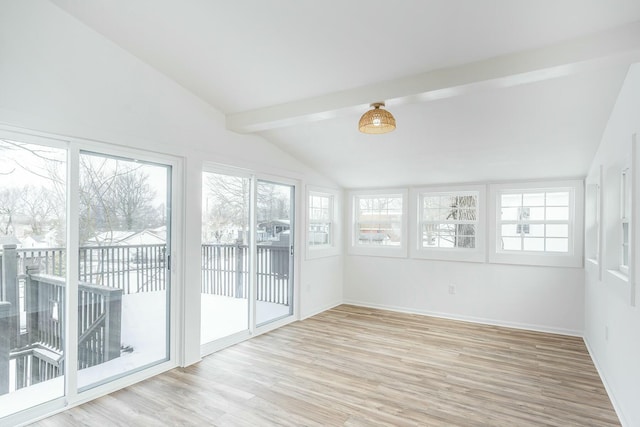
[411,184,486,262]
[620,167,631,276]
[585,166,603,268]
[306,186,341,259]
[348,188,408,258]
[489,180,584,268]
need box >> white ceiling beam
[226,21,640,133]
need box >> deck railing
[15,243,289,304]
[1,272,123,393]
[201,244,249,299]
[9,345,62,391]
[0,301,9,395]
[256,245,290,305]
[18,244,166,294]
[0,245,123,395]
[201,243,290,305]
[1,241,291,395]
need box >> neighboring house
[85,229,166,247]
[257,219,290,241]
[20,235,49,249]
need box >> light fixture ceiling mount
[358,102,396,134]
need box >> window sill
[412,248,485,263]
[489,251,583,268]
[607,269,629,283]
[348,245,407,258]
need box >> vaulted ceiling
[51,0,640,187]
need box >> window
[348,189,407,257]
[499,191,570,253]
[306,187,340,259]
[356,195,402,246]
[489,180,583,268]
[585,166,603,281]
[596,182,601,262]
[309,193,332,247]
[413,185,486,262]
[585,180,601,263]
[620,168,631,275]
[421,192,478,249]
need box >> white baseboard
[583,337,628,427]
[342,299,584,337]
[301,300,343,320]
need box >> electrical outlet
[448,285,456,295]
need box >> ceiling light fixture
[358,102,396,134]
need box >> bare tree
[0,188,21,235]
[1,141,163,245]
[20,185,57,235]
[0,138,67,244]
[79,157,159,244]
[204,174,250,242]
[112,167,157,230]
[79,156,119,243]
[203,175,293,243]
[257,182,290,223]
[445,195,476,248]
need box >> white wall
[584,63,640,427]
[345,257,584,335]
[0,0,343,370]
[300,255,343,318]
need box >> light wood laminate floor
[32,305,619,426]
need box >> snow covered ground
[1,291,290,419]
[200,293,291,343]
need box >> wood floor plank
[30,305,619,426]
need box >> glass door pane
[0,137,67,418]
[200,172,250,344]
[256,180,294,326]
[76,152,170,390]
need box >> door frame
[199,166,301,356]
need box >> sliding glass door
[200,171,250,344]
[76,151,171,390]
[0,136,67,418]
[200,173,295,348]
[0,130,176,422]
[256,180,294,326]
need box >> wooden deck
[32,305,619,426]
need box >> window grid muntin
[498,190,572,253]
[420,191,479,249]
[355,194,403,246]
[308,193,333,247]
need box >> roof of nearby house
[85,229,166,246]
